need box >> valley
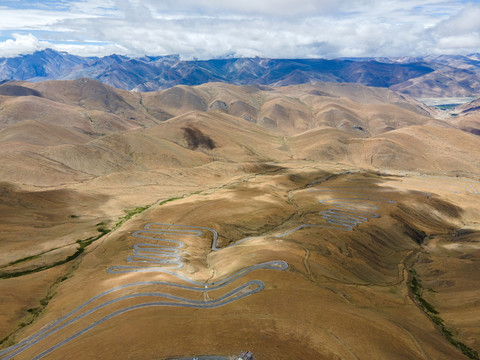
[0,79,480,359]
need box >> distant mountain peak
[1,49,480,97]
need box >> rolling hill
[0,79,479,360]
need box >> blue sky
[0,0,479,59]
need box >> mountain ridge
[0,78,477,188]
[0,49,440,93]
[3,49,480,98]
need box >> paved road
[3,175,477,359]
[262,187,397,237]
[30,280,266,360]
[284,174,479,235]
[108,223,216,275]
[0,220,287,360]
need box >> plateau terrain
[0,78,480,359]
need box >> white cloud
[426,3,480,54]
[0,33,127,58]
[140,0,358,16]
[53,42,129,57]
[0,8,96,30]
[0,33,49,57]
[431,3,480,35]
[69,0,117,15]
[0,0,479,59]
[435,34,480,52]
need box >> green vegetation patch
[0,273,60,346]
[0,225,111,279]
[4,253,41,267]
[114,205,151,229]
[0,197,181,279]
[409,270,479,360]
[158,197,182,206]
[114,197,183,229]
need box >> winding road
[0,222,287,360]
[2,175,478,359]
[280,175,479,235]
[107,222,246,275]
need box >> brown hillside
[1,80,480,360]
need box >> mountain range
[2,49,480,98]
[0,77,479,191]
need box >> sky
[0,0,479,59]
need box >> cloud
[0,0,479,59]
[431,3,480,35]
[426,3,480,54]
[0,33,49,57]
[139,0,364,17]
[53,42,129,57]
[0,33,128,58]
[0,7,96,30]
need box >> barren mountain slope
[0,93,145,138]
[0,79,442,186]
[0,120,91,147]
[290,124,480,173]
[3,167,479,359]
[456,97,480,114]
[183,82,441,135]
[445,97,480,135]
[391,67,480,98]
[1,80,480,360]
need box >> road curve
[1,219,287,360]
[30,280,265,360]
[5,175,475,359]
[275,174,479,237]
